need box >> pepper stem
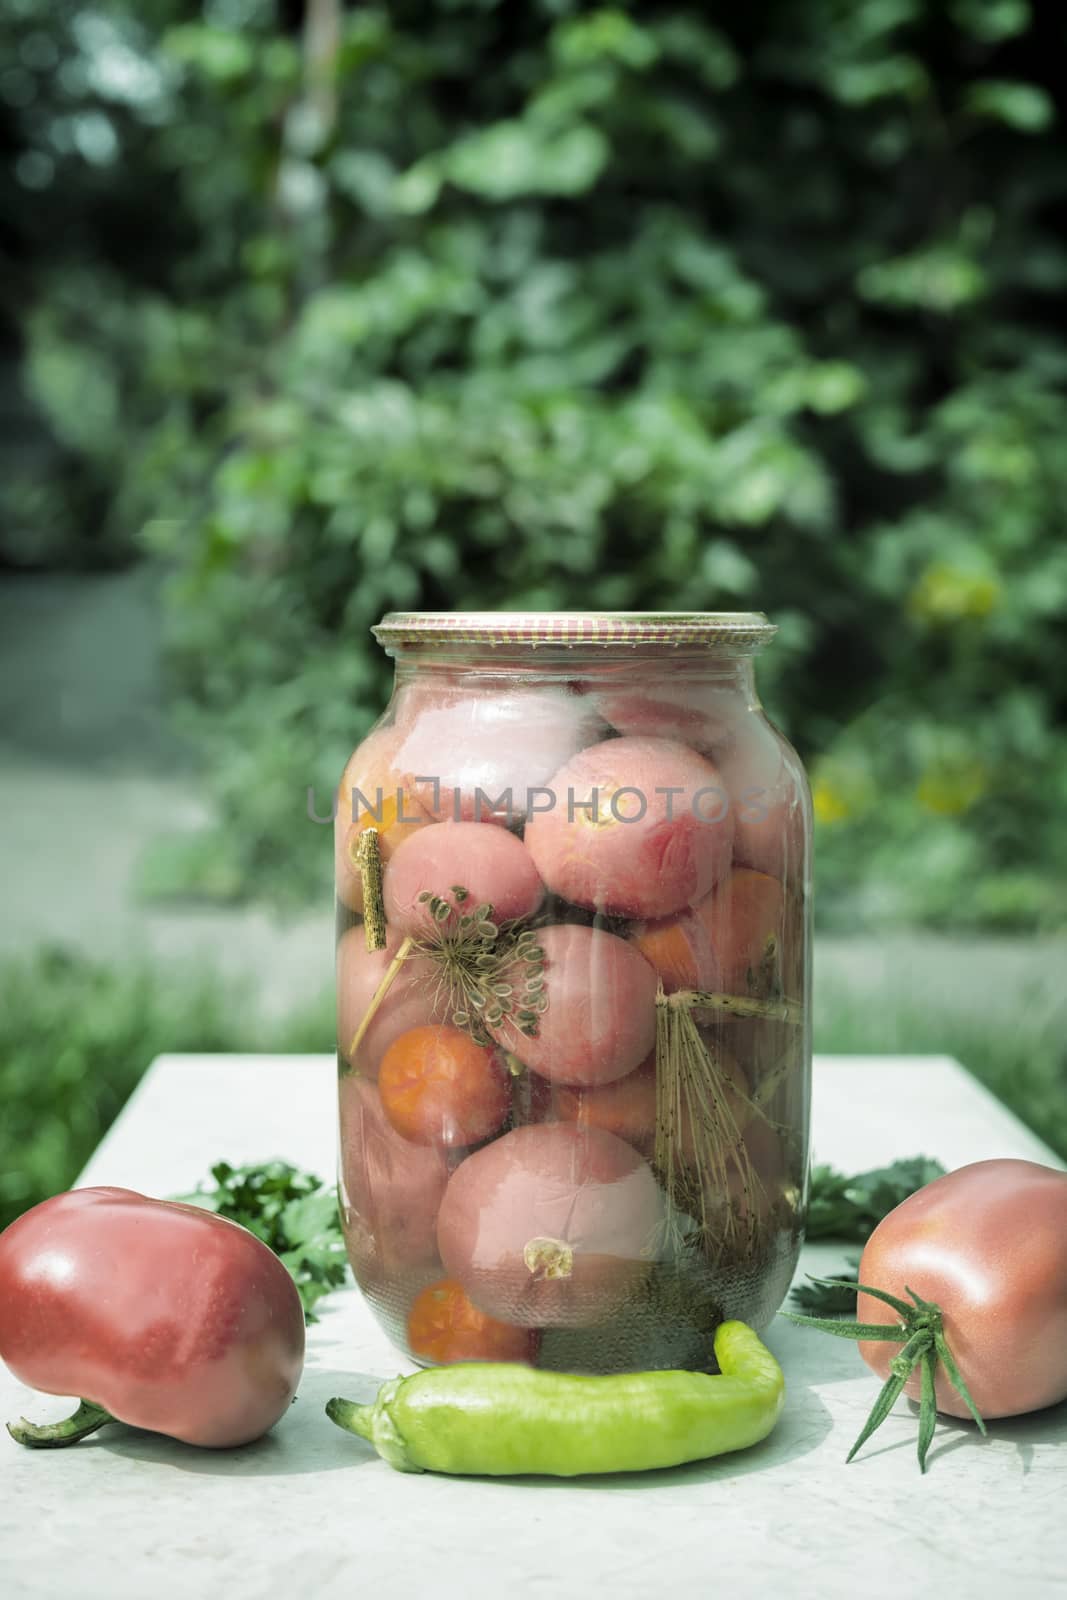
[326,1383,421,1471]
[7,1400,115,1450]
[325,1397,374,1442]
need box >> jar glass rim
[372,611,776,653]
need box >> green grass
[2,941,1063,1233]
[815,968,1067,1164]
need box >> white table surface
[3,1054,1065,1600]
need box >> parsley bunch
[792,1157,946,1316]
[806,1156,946,1243]
[177,1161,348,1321]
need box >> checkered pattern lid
[371,612,776,653]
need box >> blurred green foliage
[0,948,234,1229]
[3,0,1066,926]
[0,946,332,1232]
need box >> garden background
[2,0,1065,1226]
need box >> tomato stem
[917,1347,937,1472]
[782,1278,988,1472]
[7,1400,115,1450]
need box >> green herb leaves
[176,1161,348,1321]
[806,1157,946,1242]
[412,893,547,1045]
[790,1157,946,1310]
[789,1260,859,1315]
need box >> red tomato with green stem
[856,1159,1067,1421]
[789,1158,1067,1472]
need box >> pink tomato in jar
[525,736,734,919]
[389,685,602,825]
[339,1076,454,1278]
[499,924,657,1088]
[715,721,807,883]
[436,1123,665,1327]
[383,821,544,937]
[595,680,742,749]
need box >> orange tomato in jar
[631,908,718,994]
[633,866,799,1003]
[553,1057,659,1154]
[378,1025,512,1149]
[407,1278,538,1365]
[704,867,785,995]
[530,1050,756,1169]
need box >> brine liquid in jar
[336,613,811,1373]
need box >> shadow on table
[854,1394,1067,1476]
[84,1364,386,1478]
[85,1363,834,1484]
[959,1397,1067,1475]
[766,1315,879,1388]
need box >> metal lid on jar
[372,612,777,653]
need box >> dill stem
[663,990,804,1025]
[349,935,414,1061]
[355,828,387,952]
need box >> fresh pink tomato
[0,1188,305,1448]
[858,1158,1067,1420]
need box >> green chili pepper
[325,1320,784,1476]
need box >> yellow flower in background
[811,760,876,826]
[915,759,988,817]
[908,563,1000,624]
[812,777,853,824]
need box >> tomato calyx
[783,1278,988,1473]
[523,1235,575,1281]
[7,1399,116,1450]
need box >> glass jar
[336,613,811,1373]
